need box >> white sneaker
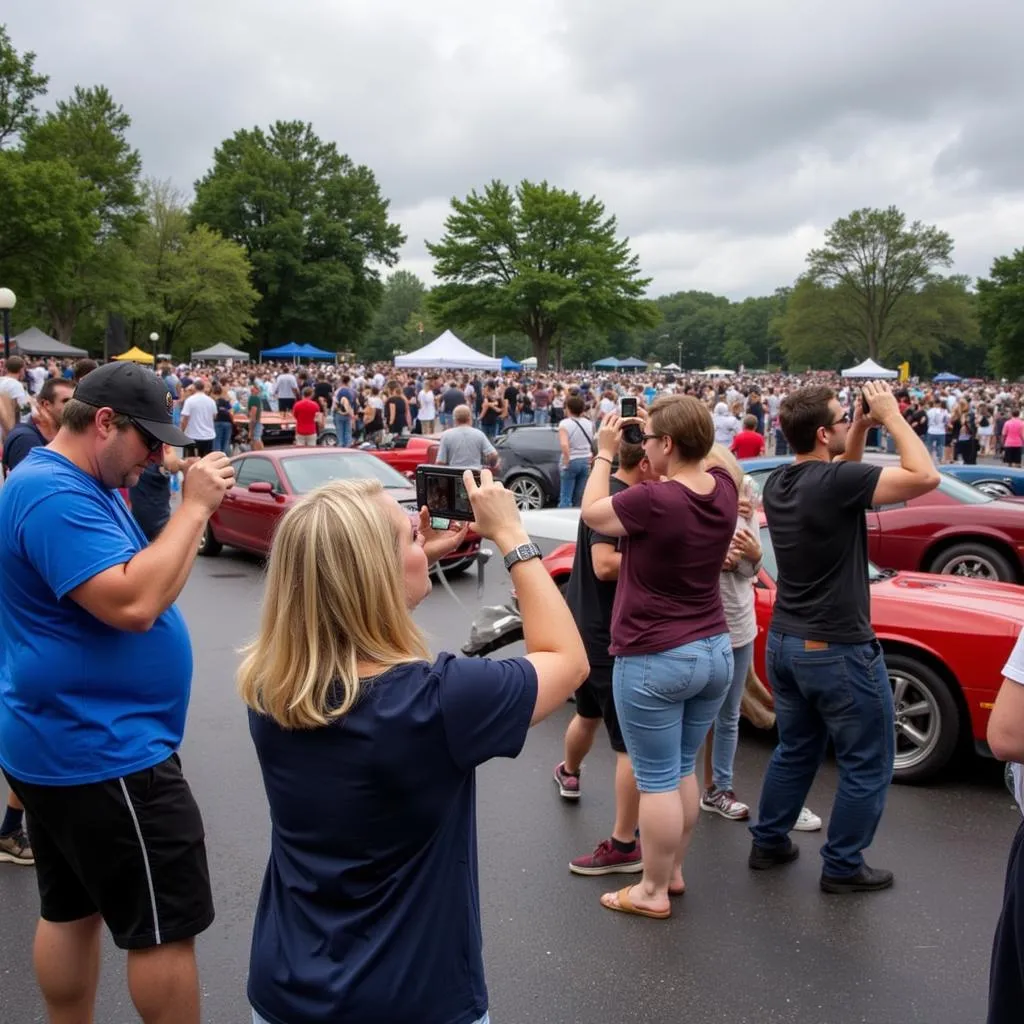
[793,807,822,832]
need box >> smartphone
[620,396,638,418]
[416,465,480,522]
[861,390,871,416]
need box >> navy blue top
[247,652,538,1024]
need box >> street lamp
[149,331,159,358]
[0,288,16,361]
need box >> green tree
[134,183,258,358]
[18,85,146,341]
[978,249,1024,378]
[802,206,954,361]
[192,120,404,351]
[364,269,428,360]
[427,179,657,370]
[0,24,49,147]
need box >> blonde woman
[239,473,587,1024]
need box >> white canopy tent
[394,330,501,371]
[698,366,734,376]
[520,356,538,369]
[661,362,681,371]
[191,342,251,361]
[841,358,897,379]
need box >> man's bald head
[454,405,473,425]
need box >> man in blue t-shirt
[0,361,235,1022]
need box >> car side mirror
[248,481,274,494]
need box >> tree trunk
[530,328,549,373]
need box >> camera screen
[620,397,637,418]
[424,473,473,517]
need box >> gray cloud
[7,0,1024,298]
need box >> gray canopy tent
[11,327,87,358]
[191,342,251,361]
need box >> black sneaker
[820,865,894,894]
[748,838,799,870]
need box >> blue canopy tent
[298,343,335,360]
[592,357,620,368]
[933,371,961,383]
[260,342,309,360]
[501,355,521,371]
[616,357,648,369]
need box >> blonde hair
[237,478,430,729]
[705,443,743,489]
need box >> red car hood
[875,570,1024,631]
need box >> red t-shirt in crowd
[608,467,738,656]
[293,398,320,437]
[731,430,765,459]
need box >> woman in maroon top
[581,396,738,919]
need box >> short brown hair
[618,440,646,471]
[73,359,97,380]
[5,356,23,373]
[60,398,131,435]
[779,385,835,454]
[648,395,714,462]
[566,395,585,416]
[39,378,74,405]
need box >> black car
[494,424,561,509]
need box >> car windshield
[938,473,994,504]
[280,452,412,493]
[758,526,884,583]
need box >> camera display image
[416,467,480,521]
[620,397,638,418]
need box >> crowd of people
[0,350,1021,1023]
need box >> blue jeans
[614,634,733,792]
[439,412,454,429]
[333,413,352,447]
[926,434,945,460]
[214,421,233,455]
[518,412,534,425]
[253,1013,489,1024]
[481,421,499,440]
[751,631,894,877]
[558,458,590,508]
[534,408,550,425]
[709,641,755,791]
[774,428,788,455]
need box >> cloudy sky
[9,1,1024,299]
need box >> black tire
[886,652,961,783]
[198,522,222,557]
[927,541,1016,582]
[506,474,547,511]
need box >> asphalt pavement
[0,552,1018,1024]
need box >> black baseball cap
[73,362,191,447]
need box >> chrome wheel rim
[508,478,545,510]
[318,432,338,447]
[941,552,1000,579]
[891,671,941,770]
[976,481,1012,497]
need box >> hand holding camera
[861,381,900,427]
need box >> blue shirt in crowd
[0,447,193,785]
[247,652,537,1024]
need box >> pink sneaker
[569,838,643,876]
[553,762,581,800]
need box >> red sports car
[199,447,481,574]
[363,435,440,477]
[465,508,1024,782]
[743,456,1024,583]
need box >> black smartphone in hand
[416,466,481,522]
[620,397,638,418]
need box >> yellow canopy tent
[112,346,155,365]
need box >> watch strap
[503,542,543,571]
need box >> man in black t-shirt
[554,441,655,876]
[751,381,939,893]
[503,382,520,430]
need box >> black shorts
[1006,447,1022,467]
[277,397,295,413]
[4,754,214,950]
[574,662,626,753]
[183,438,214,458]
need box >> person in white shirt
[274,370,299,417]
[985,630,1024,1022]
[180,379,218,456]
[713,402,739,446]
[417,379,437,435]
[0,356,31,447]
[925,399,950,464]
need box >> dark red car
[466,508,1024,782]
[744,456,1024,583]
[199,447,481,574]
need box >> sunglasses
[130,419,163,454]
[830,412,851,427]
[641,432,664,443]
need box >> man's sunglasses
[830,412,851,427]
[130,419,163,453]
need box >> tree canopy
[427,179,658,369]
[0,24,48,148]
[192,120,404,352]
[978,249,1024,379]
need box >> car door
[220,456,285,553]
[506,428,562,501]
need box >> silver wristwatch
[503,542,543,572]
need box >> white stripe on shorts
[118,776,162,945]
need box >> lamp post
[0,288,16,361]
[149,331,159,360]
